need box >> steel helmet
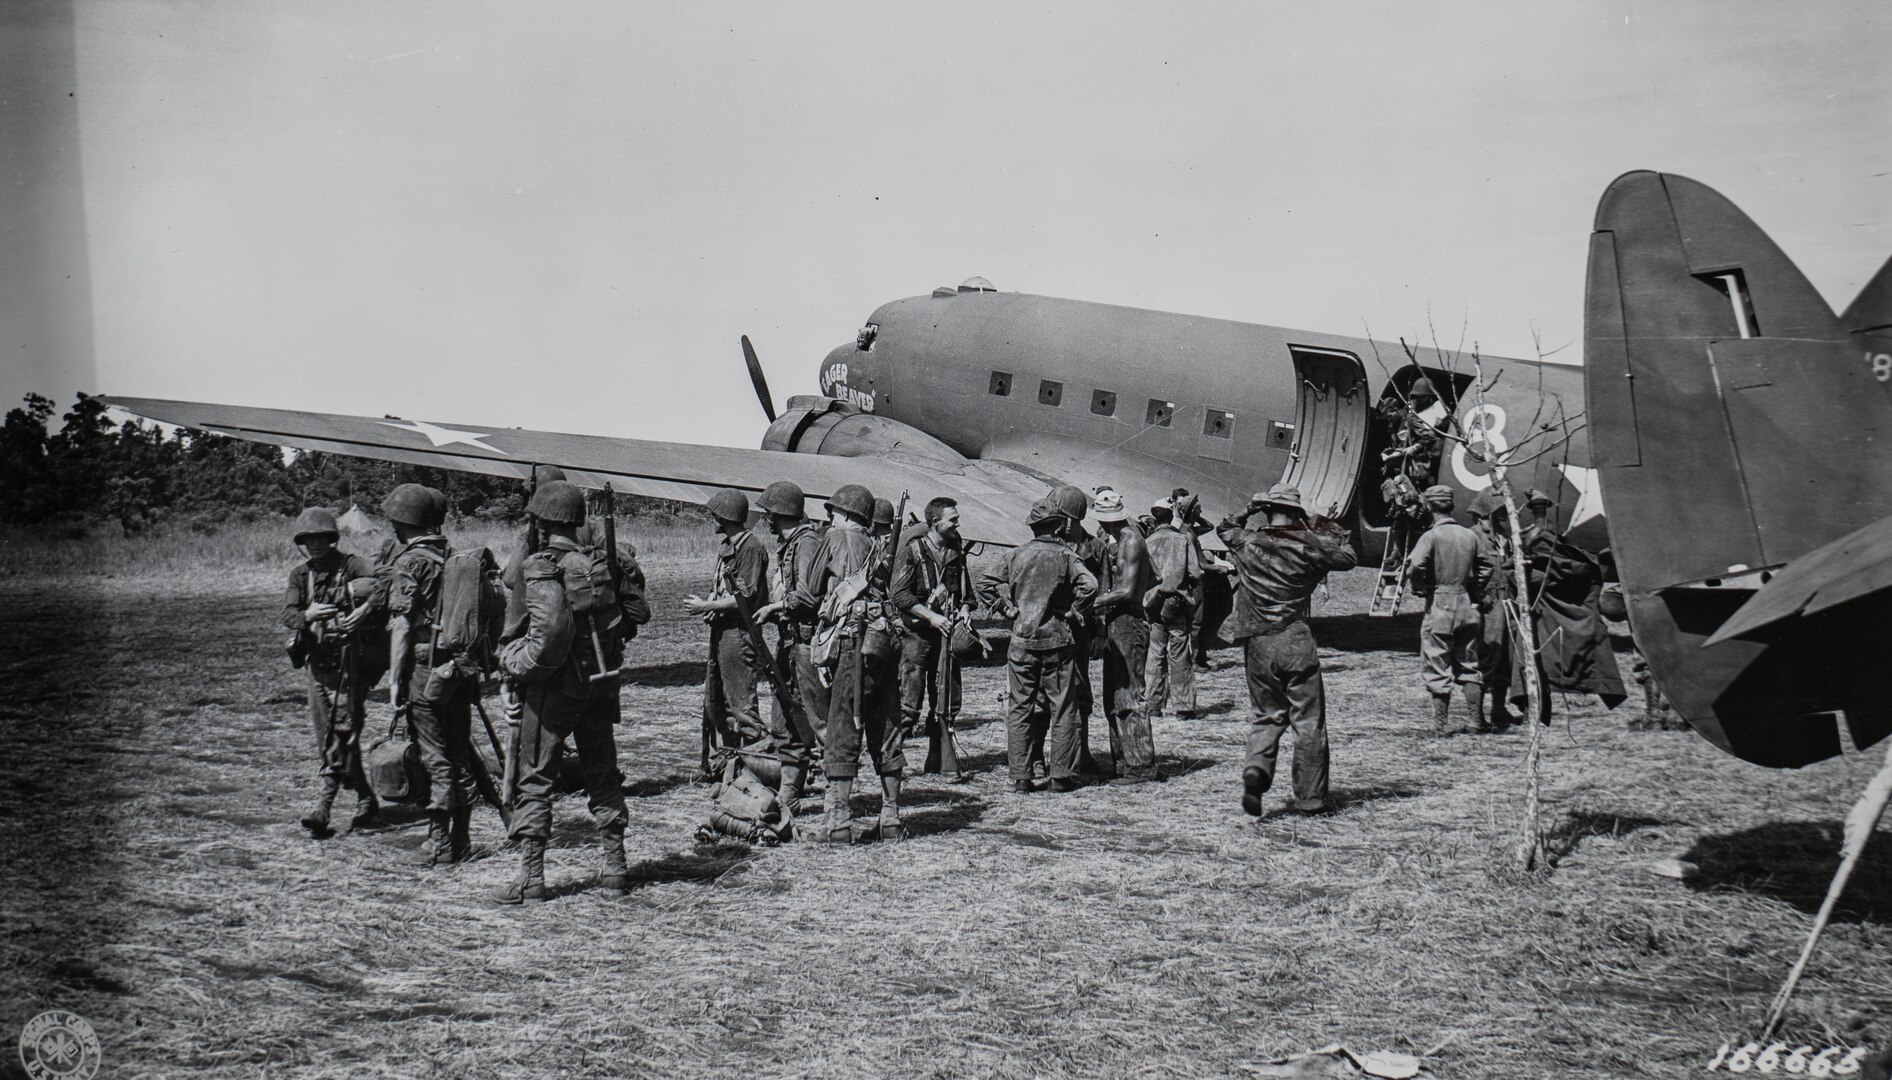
[1050,484,1089,522]
[872,498,896,526]
[706,488,751,525]
[826,484,875,522]
[534,465,568,484]
[757,480,805,518]
[382,483,445,528]
[1410,376,1438,402]
[292,507,340,542]
[527,480,586,524]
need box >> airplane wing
[98,397,1042,546]
[1704,514,1892,646]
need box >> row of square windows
[988,370,1235,438]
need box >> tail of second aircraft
[1585,171,1892,766]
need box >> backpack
[554,543,626,687]
[422,546,506,701]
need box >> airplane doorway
[1279,346,1369,519]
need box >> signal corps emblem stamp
[18,1010,101,1080]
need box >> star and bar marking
[377,419,509,456]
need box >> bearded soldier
[282,507,385,836]
[1217,484,1358,817]
[684,489,770,756]
[493,480,633,904]
[1405,485,1496,734]
[751,480,827,811]
[1090,488,1159,784]
[977,493,1098,793]
[384,482,479,867]
[795,483,905,842]
[889,496,970,776]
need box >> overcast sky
[4,1,1887,448]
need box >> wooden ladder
[1368,534,1407,617]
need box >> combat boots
[417,810,454,867]
[348,791,380,830]
[300,778,339,838]
[877,774,905,841]
[1461,685,1490,734]
[821,778,855,843]
[492,837,548,905]
[1429,694,1452,735]
[778,764,806,816]
[449,805,473,862]
[598,823,629,895]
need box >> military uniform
[1405,492,1495,733]
[704,529,770,751]
[800,525,904,783]
[1141,515,1200,717]
[770,518,830,765]
[889,530,967,759]
[1093,492,1158,780]
[282,542,384,832]
[500,537,631,865]
[1468,493,1517,729]
[1217,486,1357,815]
[977,517,1098,788]
[388,534,481,822]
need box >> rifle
[469,696,512,828]
[927,612,965,776]
[583,483,618,685]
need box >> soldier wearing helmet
[871,497,897,541]
[889,495,970,779]
[683,489,771,769]
[492,479,637,905]
[790,482,907,841]
[281,506,386,837]
[1089,487,1159,784]
[1217,483,1358,817]
[1521,488,1560,550]
[1405,484,1498,735]
[750,480,828,810]
[975,491,1099,793]
[380,481,485,868]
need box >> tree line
[1,393,681,535]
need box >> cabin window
[1204,408,1234,438]
[989,371,1012,396]
[1090,389,1117,417]
[1268,420,1295,449]
[1697,269,1760,339]
[1038,380,1063,406]
[1146,399,1175,427]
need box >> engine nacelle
[762,396,967,469]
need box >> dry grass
[0,537,1887,1079]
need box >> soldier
[889,496,970,776]
[384,483,480,866]
[1521,489,1560,549]
[282,507,384,837]
[1217,484,1357,816]
[1091,488,1159,784]
[796,483,905,841]
[1468,490,1518,730]
[871,497,898,541]
[1141,498,1201,719]
[1406,485,1495,734]
[684,489,770,758]
[492,480,633,904]
[977,494,1098,793]
[751,480,827,810]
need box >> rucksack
[422,546,506,701]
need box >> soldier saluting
[384,483,480,868]
[282,507,385,837]
[492,480,634,905]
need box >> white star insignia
[1556,464,1603,529]
[378,419,508,456]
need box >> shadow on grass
[904,796,988,837]
[623,771,696,799]
[1313,613,1421,653]
[1681,821,1892,925]
[621,659,709,687]
[1544,809,1671,861]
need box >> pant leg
[862,651,907,777]
[717,625,766,747]
[1005,644,1041,783]
[572,690,629,830]
[1166,610,1197,711]
[1243,633,1293,787]
[407,667,475,812]
[1419,602,1456,696]
[1275,621,1330,808]
[824,636,868,780]
[309,667,344,782]
[771,640,822,769]
[510,681,576,840]
[789,638,830,748]
[332,662,372,797]
[898,628,940,733]
[1142,620,1171,715]
[1041,647,1081,781]
[1450,594,1484,687]
[1104,614,1154,772]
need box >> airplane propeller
[741,335,777,422]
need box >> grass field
[0,520,1886,1078]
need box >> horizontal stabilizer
[1705,513,1892,646]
